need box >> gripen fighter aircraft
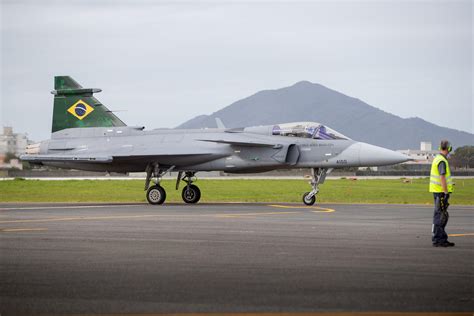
[21,76,410,205]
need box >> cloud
[1,0,472,141]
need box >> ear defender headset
[439,141,453,153]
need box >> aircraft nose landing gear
[303,191,316,206]
[177,171,201,204]
[302,168,329,206]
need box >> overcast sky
[1,0,472,141]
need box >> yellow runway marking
[216,211,300,218]
[0,214,173,224]
[0,211,302,224]
[269,204,336,213]
[448,233,474,237]
[1,228,48,233]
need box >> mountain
[176,81,473,150]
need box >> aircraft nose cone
[358,142,411,166]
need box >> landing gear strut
[176,171,201,204]
[144,163,174,205]
[302,168,330,206]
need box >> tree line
[450,146,474,169]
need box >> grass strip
[1,178,473,205]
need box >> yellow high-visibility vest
[429,154,453,193]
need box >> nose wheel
[303,192,316,206]
[302,168,330,206]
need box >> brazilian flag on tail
[51,76,126,133]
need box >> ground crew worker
[429,140,455,247]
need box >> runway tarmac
[0,202,473,314]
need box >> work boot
[433,241,455,247]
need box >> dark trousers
[432,193,450,244]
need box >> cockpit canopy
[272,122,349,140]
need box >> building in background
[397,141,438,165]
[366,142,437,172]
[0,126,33,169]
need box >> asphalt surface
[0,202,473,314]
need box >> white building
[0,126,30,156]
[420,141,432,151]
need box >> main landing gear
[144,163,174,205]
[176,171,201,204]
[302,168,330,206]
[144,164,201,205]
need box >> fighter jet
[21,76,410,205]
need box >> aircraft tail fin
[51,76,126,133]
[215,118,226,129]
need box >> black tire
[182,185,201,204]
[303,192,316,206]
[146,185,166,205]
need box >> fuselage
[26,123,410,173]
